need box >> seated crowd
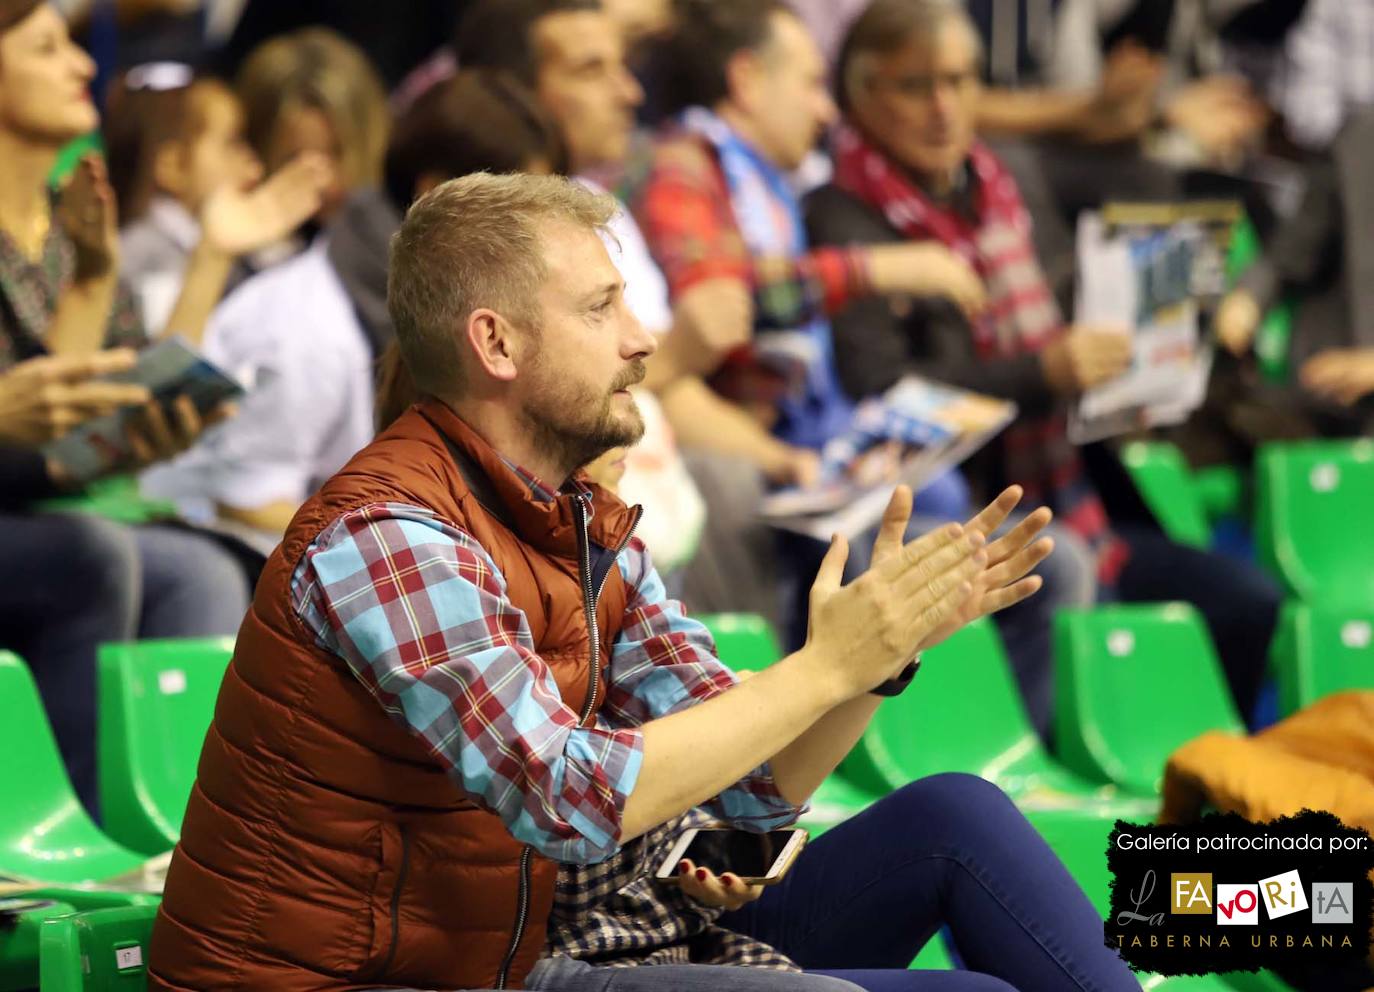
[1,0,1371,990]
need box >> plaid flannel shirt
[290,495,803,867]
[545,806,798,970]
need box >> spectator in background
[0,0,322,813]
[808,0,1286,728]
[627,0,1096,676]
[234,27,389,235]
[1215,105,1374,433]
[1270,0,1374,151]
[456,0,815,613]
[104,62,330,333]
[141,67,553,558]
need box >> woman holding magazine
[806,0,1284,734]
[0,0,317,817]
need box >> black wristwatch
[870,655,922,697]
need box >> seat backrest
[695,613,783,672]
[39,905,159,992]
[1273,602,1374,715]
[98,638,234,855]
[1256,440,1374,607]
[1121,442,1212,549]
[840,619,1045,792]
[0,653,143,885]
[1054,604,1243,795]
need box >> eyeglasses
[122,61,194,92]
[866,69,979,101]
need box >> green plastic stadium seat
[1270,602,1374,716]
[36,477,176,527]
[696,613,784,672]
[841,620,1156,817]
[39,905,158,992]
[1054,605,1244,796]
[1121,442,1212,549]
[1255,440,1374,608]
[908,935,955,970]
[0,899,75,992]
[0,652,145,887]
[98,639,234,856]
[796,773,883,837]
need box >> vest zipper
[493,497,640,989]
[377,823,410,979]
[495,846,532,990]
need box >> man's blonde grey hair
[387,172,617,398]
[837,0,984,112]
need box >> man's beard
[521,360,646,482]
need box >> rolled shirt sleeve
[292,502,645,864]
[603,536,805,831]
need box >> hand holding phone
[654,827,808,892]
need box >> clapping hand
[869,484,1053,653]
[199,152,332,257]
[56,154,120,280]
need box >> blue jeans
[718,774,1139,991]
[0,512,251,815]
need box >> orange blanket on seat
[1162,691,1374,831]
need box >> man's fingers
[871,484,913,562]
[905,575,974,646]
[879,520,963,582]
[812,533,850,594]
[983,537,1055,590]
[977,575,1044,617]
[984,506,1052,565]
[964,485,1024,538]
[892,527,983,596]
[895,540,985,603]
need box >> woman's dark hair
[660,0,789,113]
[455,0,600,88]
[102,69,205,222]
[0,0,40,34]
[382,68,563,210]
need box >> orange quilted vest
[149,399,640,991]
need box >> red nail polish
[722,875,735,888]
[678,861,690,875]
[696,868,708,881]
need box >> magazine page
[1069,201,1239,443]
[42,337,247,483]
[760,375,1016,541]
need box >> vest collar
[416,398,640,559]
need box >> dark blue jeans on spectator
[719,774,1139,991]
[0,511,252,817]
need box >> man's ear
[464,309,520,382]
[724,47,763,115]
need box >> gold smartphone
[653,827,809,886]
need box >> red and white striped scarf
[832,122,1128,581]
